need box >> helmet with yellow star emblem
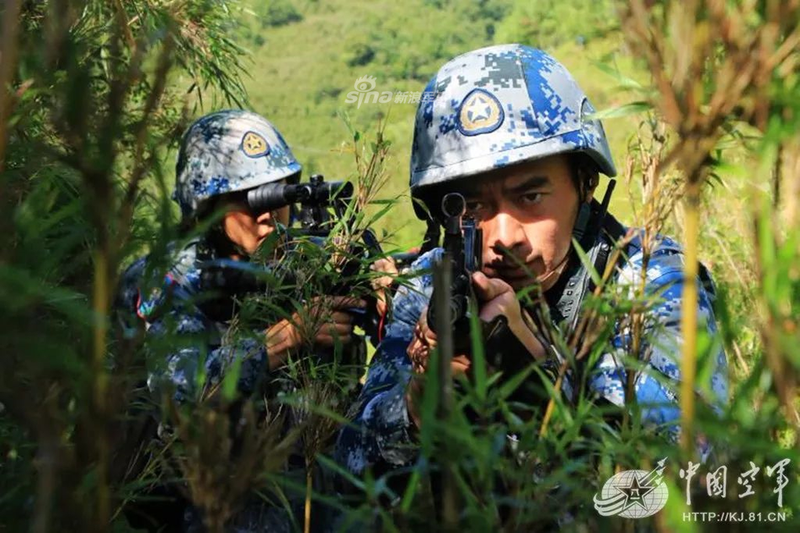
[174,109,302,219]
[409,44,615,218]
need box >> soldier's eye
[520,192,543,206]
[465,201,484,215]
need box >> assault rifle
[426,193,482,354]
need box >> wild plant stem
[92,250,110,532]
[679,178,701,454]
[0,0,21,174]
[304,462,312,533]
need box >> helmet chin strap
[572,178,616,246]
[533,251,571,286]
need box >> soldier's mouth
[485,264,538,282]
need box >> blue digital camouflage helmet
[409,44,616,218]
[174,109,302,219]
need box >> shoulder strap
[554,205,626,335]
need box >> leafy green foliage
[496,0,619,48]
[0,1,248,531]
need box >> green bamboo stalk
[0,0,22,173]
[304,463,312,533]
[0,0,23,266]
[679,177,701,454]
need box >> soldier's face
[223,197,290,256]
[461,155,592,292]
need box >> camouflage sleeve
[144,309,270,405]
[587,235,729,449]
[336,250,439,475]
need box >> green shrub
[260,0,303,28]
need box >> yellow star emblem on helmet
[241,131,270,158]
[458,89,504,136]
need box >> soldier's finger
[411,356,427,374]
[422,328,438,348]
[451,354,471,376]
[472,271,513,302]
[333,322,353,336]
[315,321,351,337]
[330,296,368,310]
[315,335,333,347]
[416,311,437,346]
[331,311,354,324]
[266,320,299,349]
[407,339,428,368]
[371,257,398,276]
[315,333,351,346]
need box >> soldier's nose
[488,212,525,255]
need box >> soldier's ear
[221,207,252,238]
[585,174,599,202]
[579,166,600,203]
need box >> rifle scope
[246,180,354,214]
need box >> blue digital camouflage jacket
[335,231,730,475]
[116,238,272,404]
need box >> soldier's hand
[371,257,398,317]
[405,307,471,428]
[313,296,367,347]
[265,296,366,369]
[471,271,545,362]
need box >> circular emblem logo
[594,460,669,519]
[241,131,270,158]
[457,88,504,136]
[354,75,377,92]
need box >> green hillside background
[230,0,637,249]
[222,0,762,379]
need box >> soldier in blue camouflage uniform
[117,110,368,532]
[336,45,729,482]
